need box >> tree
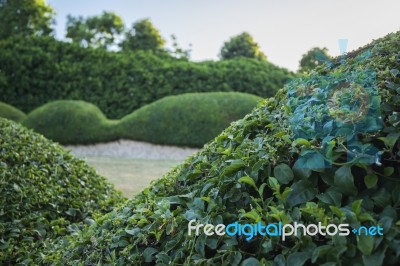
[168,34,192,60]
[66,11,124,49]
[0,0,55,39]
[120,18,165,52]
[220,32,266,60]
[298,47,331,73]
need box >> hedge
[0,102,26,122]
[47,31,400,265]
[0,36,294,119]
[23,100,117,145]
[0,118,125,264]
[118,92,263,147]
[22,92,261,147]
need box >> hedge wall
[0,36,294,119]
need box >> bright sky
[48,0,400,71]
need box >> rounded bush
[23,100,117,145]
[118,92,262,147]
[0,118,125,264]
[0,102,26,122]
[51,32,400,265]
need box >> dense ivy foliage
[0,119,125,264]
[48,32,400,265]
[22,93,261,146]
[0,36,293,119]
[0,102,26,122]
[118,92,262,147]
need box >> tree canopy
[0,0,54,39]
[298,47,331,73]
[120,18,165,52]
[220,32,266,60]
[66,11,124,49]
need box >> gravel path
[64,139,199,160]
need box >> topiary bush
[118,92,262,147]
[48,31,400,265]
[0,118,125,264]
[0,36,294,119]
[0,102,26,122]
[23,100,117,145]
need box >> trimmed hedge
[23,100,117,145]
[23,92,262,147]
[0,102,26,122]
[48,32,400,265]
[0,36,294,119]
[0,118,125,264]
[118,92,262,147]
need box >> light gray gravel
[64,139,199,160]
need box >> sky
[47,0,400,71]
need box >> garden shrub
[0,36,294,119]
[118,92,262,147]
[0,102,26,122]
[48,31,400,265]
[23,100,117,145]
[0,118,125,264]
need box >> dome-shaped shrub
[0,119,125,264]
[50,32,400,265]
[0,102,26,122]
[23,100,116,144]
[118,92,262,147]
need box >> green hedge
[0,102,26,122]
[0,36,294,119]
[48,32,400,265]
[23,92,262,146]
[118,92,262,147]
[23,100,117,145]
[0,118,125,264]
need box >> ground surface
[65,140,199,197]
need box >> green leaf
[383,167,394,177]
[292,138,311,147]
[274,163,294,184]
[143,247,158,263]
[242,210,261,222]
[240,257,260,266]
[293,157,312,178]
[287,180,317,207]
[334,166,357,196]
[352,199,363,215]
[364,173,378,189]
[195,234,206,257]
[223,160,246,176]
[316,190,342,206]
[238,176,257,189]
[357,234,374,256]
[311,245,331,263]
[287,252,310,266]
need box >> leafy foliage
[0,0,54,39]
[23,100,117,145]
[298,47,331,73]
[49,31,400,265]
[220,32,266,60]
[0,118,125,264]
[22,93,261,147]
[118,92,262,147]
[0,36,293,119]
[0,102,26,122]
[66,11,124,49]
[120,18,165,52]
